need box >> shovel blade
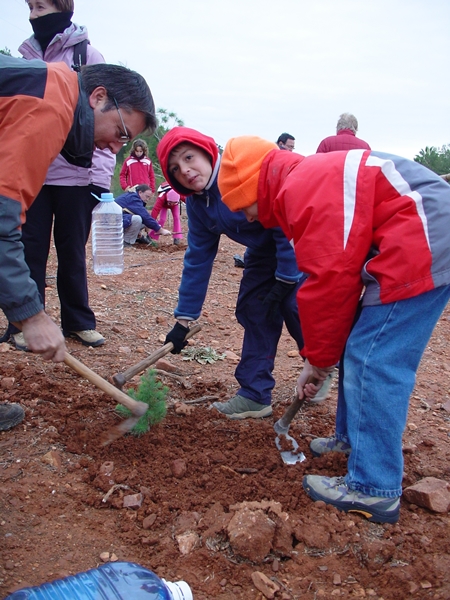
[275,434,306,464]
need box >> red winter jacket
[316,129,371,153]
[120,155,156,192]
[257,149,450,367]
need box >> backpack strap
[72,40,89,72]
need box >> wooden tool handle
[64,353,147,416]
[275,375,319,432]
[112,324,202,389]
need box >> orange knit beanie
[218,136,277,211]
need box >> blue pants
[9,184,104,335]
[235,251,305,405]
[336,285,450,497]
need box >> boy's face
[241,202,259,223]
[168,143,212,192]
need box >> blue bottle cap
[91,192,115,202]
[100,193,115,202]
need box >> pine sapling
[115,369,168,436]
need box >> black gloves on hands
[165,322,190,354]
[262,280,295,321]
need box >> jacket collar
[60,73,94,168]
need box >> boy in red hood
[218,135,450,524]
[156,127,310,419]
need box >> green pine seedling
[115,369,168,436]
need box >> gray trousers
[124,215,143,244]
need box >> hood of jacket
[157,126,219,196]
[257,149,306,229]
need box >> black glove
[165,322,190,354]
[262,281,295,321]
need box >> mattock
[111,324,202,390]
[64,353,148,447]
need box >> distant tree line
[414,144,450,176]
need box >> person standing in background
[276,132,296,151]
[120,138,156,193]
[316,113,371,153]
[1,0,115,350]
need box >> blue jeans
[335,285,450,498]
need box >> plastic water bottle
[91,192,124,275]
[5,561,193,600]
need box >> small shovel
[274,376,318,464]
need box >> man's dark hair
[276,132,295,145]
[80,64,157,134]
[135,184,151,194]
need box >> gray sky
[2,0,449,159]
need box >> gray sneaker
[303,475,400,524]
[309,371,336,403]
[210,395,272,419]
[310,436,351,457]
[0,403,25,431]
[11,332,30,352]
[66,330,105,347]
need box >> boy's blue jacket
[175,175,301,320]
[115,191,161,232]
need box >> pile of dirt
[1,231,449,599]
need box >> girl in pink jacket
[150,182,184,245]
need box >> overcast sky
[2,0,449,159]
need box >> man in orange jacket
[0,54,156,430]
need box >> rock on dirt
[403,477,450,513]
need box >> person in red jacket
[120,138,156,192]
[218,135,450,524]
[316,113,371,153]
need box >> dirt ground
[1,215,450,599]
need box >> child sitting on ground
[115,184,170,246]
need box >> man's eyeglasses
[113,97,131,143]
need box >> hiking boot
[310,370,336,403]
[11,332,30,352]
[303,475,400,524]
[233,254,245,268]
[310,436,352,457]
[123,241,135,247]
[66,330,105,347]
[0,403,25,431]
[210,395,272,419]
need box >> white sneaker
[67,330,105,347]
[310,370,336,403]
[11,332,29,352]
